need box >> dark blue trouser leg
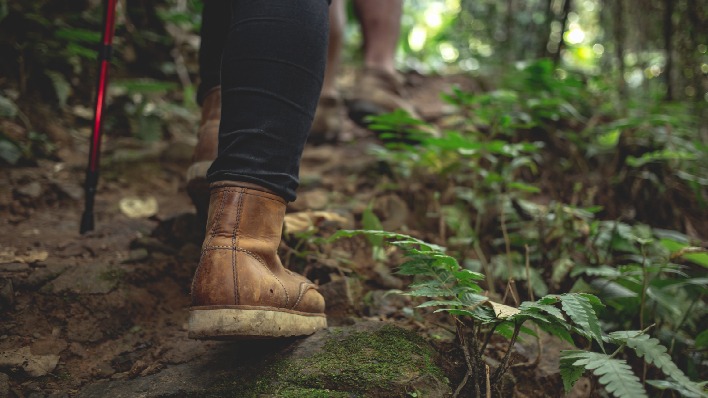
[196,0,230,105]
[206,0,330,202]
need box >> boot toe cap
[293,285,326,314]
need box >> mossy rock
[78,321,450,398]
[215,322,450,397]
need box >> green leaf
[559,293,604,350]
[0,0,7,23]
[459,293,489,307]
[508,181,540,193]
[695,329,708,350]
[572,265,622,278]
[45,70,71,108]
[598,129,621,148]
[361,205,384,248]
[329,229,446,253]
[55,27,101,43]
[407,286,454,298]
[437,307,496,322]
[610,331,707,397]
[66,42,98,60]
[536,320,574,345]
[111,79,178,94]
[415,300,464,308]
[562,351,648,398]
[658,233,708,268]
[559,351,587,391]
[589,279,638,300]
[626,149,696,167]
[452,269,485,282]
[520,299,565,322]
[0,94,17,118]
[646,380,708,398]
[0,139,22,165]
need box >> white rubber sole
[188,306,327,340]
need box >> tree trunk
[505,0,514,64]
[553,0,572,66]
[614,0,627,99]
[663,0,674,101]
[539,0,554,58]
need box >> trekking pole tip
[80,210,94,234]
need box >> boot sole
[188,306,327,340]
[346,99,388,128]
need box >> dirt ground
[0,74,585,397]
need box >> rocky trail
[0,74,583,397]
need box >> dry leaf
[284,212,314,234]
[119,196,158,218]
[0,247,49,264]
[0,347,59,377]
[283,211,350,234]
[485,301,521,319]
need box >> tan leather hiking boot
[188,181,327,339]
[347,68,420,127]
[186,86,221,219]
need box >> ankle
[209,180,282,198]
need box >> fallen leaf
[0,247,49,264]
[0,347,59,377]
[119,196,158,218]
[284,211,351,234]
[485,301,521,319]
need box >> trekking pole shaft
[81,0,118,234]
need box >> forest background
[0,0,706,397]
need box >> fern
[331,229,703,398]
[559,293,605,350]
[560,351,648,398]
[559,351,586,391]
[519,296,566,322]
[646,380,708,398]
[610,331,707,397]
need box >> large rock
[78,321,450,397]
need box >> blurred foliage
[363,59,707,393]
[391,0,707,106]
[0,0,705,165]
[0,0,202,165]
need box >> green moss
[99,267,125,283]
[199,324,446,397]
[284,324,445,395]
[274,386,353,398]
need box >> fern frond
[415,299,464,308]
[561,351,648,398]
[536,320,574,345]
[646,380,708,398]
[559,351,587,391]
[519,299,565,322]
[610,331,707,397]
[559,293,604,350]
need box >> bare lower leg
[354,0,402,74]
[321,0,345,98]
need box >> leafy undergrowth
[319,60,707,397]
[329,230,706,397]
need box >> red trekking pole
[81,0,118,234]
